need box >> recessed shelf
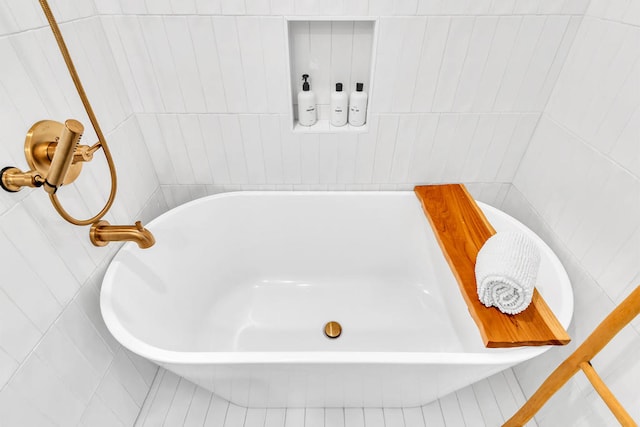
[293,119,369,134]
[286,18,376,133]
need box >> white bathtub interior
[101,192,572,408]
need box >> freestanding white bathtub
[100,191,573,408]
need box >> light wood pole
[503,285,640,427]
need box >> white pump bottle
[348,82,368,127]
[330,82,348,127]
[297,74,317,126]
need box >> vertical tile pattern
[163,378,197,426]
[138,112,540,187]
[104,16,165,111]
[514,18,640,306]
[289,20,375,120]
[186,16,228,112]
[510,8,640,423]
[431,16,475,112]
[373,18,407,113]
[236,17,270,113]
[0,9,161,425]
[137,368,540,426]
[139,17,185,112]
[2,1,635,426]
[261,17,289,113]
[6,356,86,425]
[51,6,585,217]
[308,21,332,116]
[164,16,207,112]
[212,17,248,112]
[94,10,582,190]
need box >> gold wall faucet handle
[33,141,93,165]
[0,167,45,192]
[73,144,94,163]
[43,119,84,194]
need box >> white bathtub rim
[100,191,573,368]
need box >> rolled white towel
[475,231,541,315]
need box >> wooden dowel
[572,286,640,362]
[503,285,640,427]
[502,354,583,426]
[579,362,637,427]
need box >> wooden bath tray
[414,184,570,348]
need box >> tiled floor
[135,368,537,426]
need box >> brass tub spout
[90,220,155,249]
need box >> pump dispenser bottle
[348,82,368,127]
[297,74,317,126]
[330,82,348,127]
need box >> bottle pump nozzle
[302,74,310,91]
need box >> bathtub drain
[324,321,342,339]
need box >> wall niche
[287,18,376,132]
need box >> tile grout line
[133,367,164,427]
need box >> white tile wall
[547,18,639,177]
[0,258,161,424]
[102,14,581,118]
[136,113,540,187]
[587,0,640,26]
[91,0,591,17]
[502,187,640,425]
[0,138,162,426]
[0,8,162,425]
[510,6,640,425]
[514,16,640,308]
[0,0,96,36]
[1,0,637,426]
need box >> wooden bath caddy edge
[414,184,570,348]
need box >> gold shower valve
[25,119,86,188]
[1,0,139,246]
[1,120,97,193]
[30,137,94,166]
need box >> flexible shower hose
[38,0,117,226]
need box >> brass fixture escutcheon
[324,321,342,339]
[24,120,83,186]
